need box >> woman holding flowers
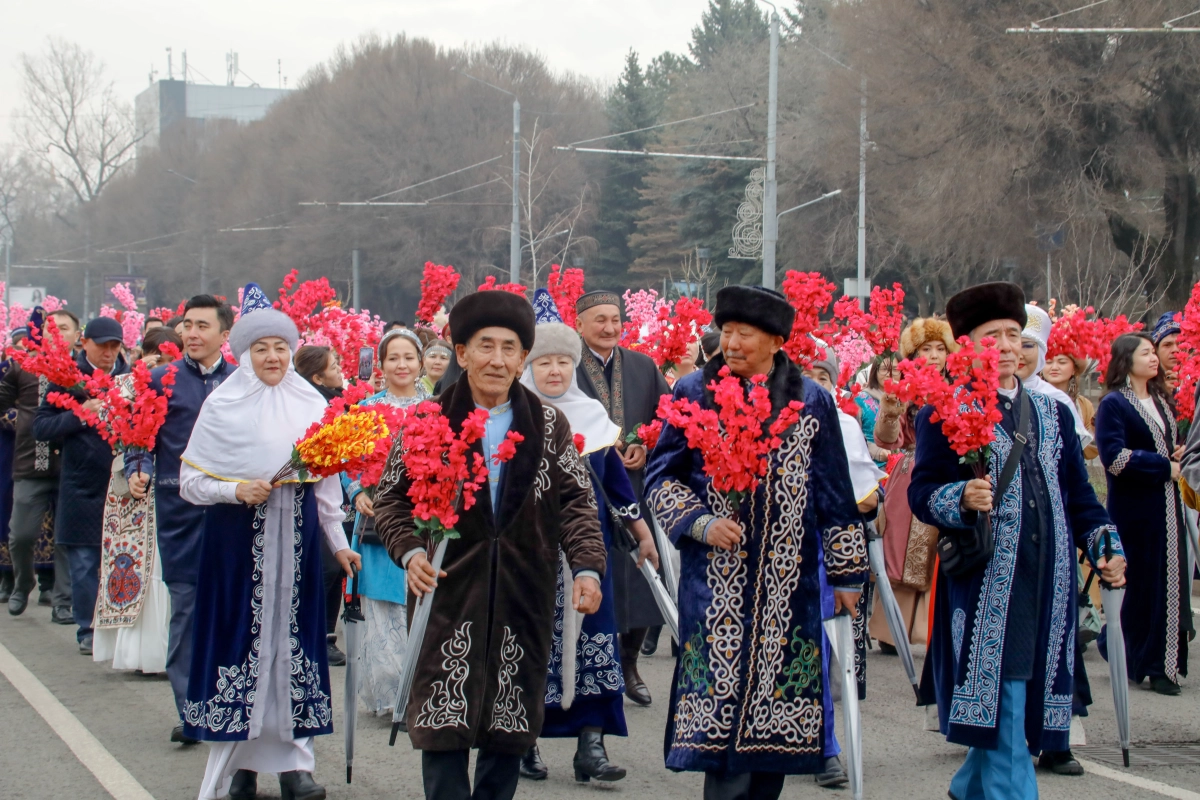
[178,286,360,800]
[645,285,868,799]
[517,290,660,784]
[343,328,429,717]
[1095,332,1191,696]
[92,325,183,675]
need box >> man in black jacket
[0,310,77,621]
[34,316,129,654]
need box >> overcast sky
[1,0,707,145]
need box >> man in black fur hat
[645,285,868,799]
[573,290,672,706]
[374,289,608,800]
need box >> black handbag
[937,390,1030,578]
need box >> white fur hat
[527,322,582,366]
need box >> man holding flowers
[907,282,1127,799]
[373,289,607,800]
[644,285,868,800]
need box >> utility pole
[856,77,868,309]
[457,71,521,284]
[4,241,9,309]
[352,248,361,310]
[127,252,133,275]
[762,7,780,289]
[83,268,91,320]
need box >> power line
[366,155,502,202]
[566,104,759,148]
[555,146,764,163]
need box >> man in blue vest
[127,295,234,745]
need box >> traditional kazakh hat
[576,290,621,315]
[529,288,582,365]
[227,282,299,356]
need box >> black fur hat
[449,290,536,351]
[712,285,795,339]
[945,282,1027,340]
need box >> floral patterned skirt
[359,597,408,716]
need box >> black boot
[573,729,626,783]
[279,771,325,800]
[229,770,257,800]
[620,629,652,706]
[641,626,661,656]
[520,743,548,780]
[1037,749,1084,775]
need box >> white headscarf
[1022,303,1093,448]
[181,340,328,483]
[520,356,620,457]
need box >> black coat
[0,361,61,480]
[33,352,129,546]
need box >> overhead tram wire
[564,103,759,149]
[366,155,503,202]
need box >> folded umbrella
[1099,530,1131,768]
[824,612,863,800]
[389,538,449,746]
[559,551,583,710]
[866,525,919,702]
[649,510,679,602]
[342,514,366,783]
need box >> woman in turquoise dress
[342,328,429,715]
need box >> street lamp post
[457,71,521,284]
[760,3,780,289]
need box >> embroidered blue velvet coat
[909,385,1120,752]
[1094,388,1191,683]
[645,354,868,775]
[183,485,332,741]
[542,446,636,738]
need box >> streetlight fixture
[456,70,521,284]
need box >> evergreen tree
[689,0,769,69]
[592,51,661,287]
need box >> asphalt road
[2,595,1198,800]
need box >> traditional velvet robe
[372,376,608,755]
[645,353,868,775]
[183,485,333,741]
[909,385,1120,752]
[1094,388,1192,683]
[577,342,672,632]
[543,446,636,737]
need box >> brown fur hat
[899,317,959,360]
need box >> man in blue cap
[33,315,130,655]
[1151,311,1181,391]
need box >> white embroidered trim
[416,621,472,730]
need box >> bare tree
[17,38,143,205]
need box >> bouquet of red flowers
[658,366,803,511]
[826,283,906,360]
[7,323,86,391]
[547,264,586,327]
[1175,284,1200,423]
[478,276,528,297]
[885,336,1002,467]
[633,296,712,375]
[46,344,182,472]
[396,401,523,542]
[416,262,460,325]
[625,420,663,451]
[276,270,339,329]
[781,271,836,366]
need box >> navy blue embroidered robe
[183,485,332,741]
[909,385,1120,752]
[1094,388,1192,683]
[645,354,868,775]
[543,446,634,737]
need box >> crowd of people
[0,276,1195,800]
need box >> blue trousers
[949,680,1038,800]
[61,544,100,642]
[166,581,196,718]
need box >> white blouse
[179,463,350,553]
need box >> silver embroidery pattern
[489,626,529,733]
[739,419,823,749]
[1108,448,1132,477]
[1119,388,1185,682]
[34,376,49,472]
[651,480,708,535]
[182,502,269,734]
[416,621,472,730]
[545,407,596,509]
[289,486,332,731]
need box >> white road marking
[0,638,156,800]
[1077,758,1200,800]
